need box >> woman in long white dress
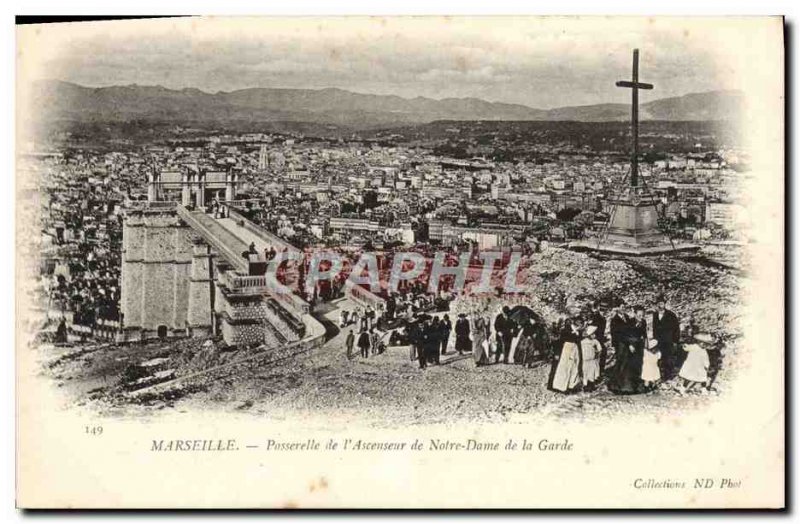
[551,319,582,393]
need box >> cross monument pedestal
[571,49,699,256]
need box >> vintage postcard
[15,16,784,508]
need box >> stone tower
[258,144,269,171]
[119,205,215,341]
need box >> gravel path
[39,324,718,426]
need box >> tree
[556,207,582,222]
[574,211,596,229]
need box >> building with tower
[258,143,269,171]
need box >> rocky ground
[34,245,745,426]
[454,246,745,343]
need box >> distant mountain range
[29,80,744,129]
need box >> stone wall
[216,292,270,347]
[187,240,216,334]
[220,317,266,347]
[120,213,145,329]
[263,299,303,343]
[214,268,310,348]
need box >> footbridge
[120,201,324,349]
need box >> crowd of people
[247,237,719,398]
[341,304,386,359]
[341,292,719,397]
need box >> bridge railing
[267,279,311,317]
[176,205,248,273]
[223,199,261,208]
[124,200,178,210]
[227,207,299,253]
[223,271,310,318]
[230,274,268,289]
[344,280,387,311]
[148,201,180,209]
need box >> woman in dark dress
[471,314,490,366]
[454,313,472,356]
[629,306,648,380]
[516,317,548,367]
[607,305,646,395]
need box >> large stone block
[173,228,194,264]
[606,201,666,246]
[187,243,215,330]
[123,216,145,261]
[187,278,213,329]
[172,262,190,329]
[191,255,212,281]
[143,225,178,263]
[120,261,143,327]
[142,263,178,330]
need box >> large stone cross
[616,49,653,188]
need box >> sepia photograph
[14,14,785,509]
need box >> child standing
[580,325,602,391]
[677,333,712,394]
[641,338,661,390]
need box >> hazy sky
[20,16,750,108]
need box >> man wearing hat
[652,294,681,380]
[357,328,372,359]
[607,303,644,395]
[493,306,516,364]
